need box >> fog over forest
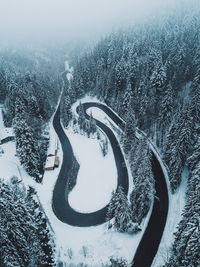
[0,1,199,266]
[0,0,198,46]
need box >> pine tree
[190,69,200,123]
[134,80,148,129]
[13,114,41,182]
[150,60,167,90]
[159,83,173,124]
[107,186,133,233]
[126,49,139,84]
[187,136,200,171]
[164,108,194,192]
[3,82,18,126]
[158,83,173,147]
[77,102,87,132]
[123,106,137,154]
[61,93,72,128]
[120,81,133,118]
[113,189,132,232]
[14,90,27,116]
[27,94,40,118]
[115,56,127,91]
[89,112,97,135]
[129,139,154,223]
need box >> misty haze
[0,0,191,45]
[0,0,199,267]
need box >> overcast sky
[0,0,195,46]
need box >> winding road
[52,103,129,226]
[52,100,169,266]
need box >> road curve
[52,97,168,265]
[52,104,129,227]
[82,102,169,267]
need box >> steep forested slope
[0,48,61,181]
[66,8,200,266]
[69,9,199,189]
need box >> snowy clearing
[67,128,117,213]
[0,157,20,181]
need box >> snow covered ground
[0,157,20,180]
[67,129,117,213]
[0,108,20,182]
[65,57,73,81]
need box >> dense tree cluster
[0,49,61,181]
[76,102,97,137]
[107,186,132,233]
[60,76,73,128]
[165,146,200,266]
[0,178,55,267]
[69,6,199,265]
[70,8,199,193]
[129,138,154,224]
[107,186,141,233]
[122,107,137,155]
[164,107,194,192]
[13,113,41,181]
[1,49,61,124]
[106,138,154,232]
[66,158,80,192]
